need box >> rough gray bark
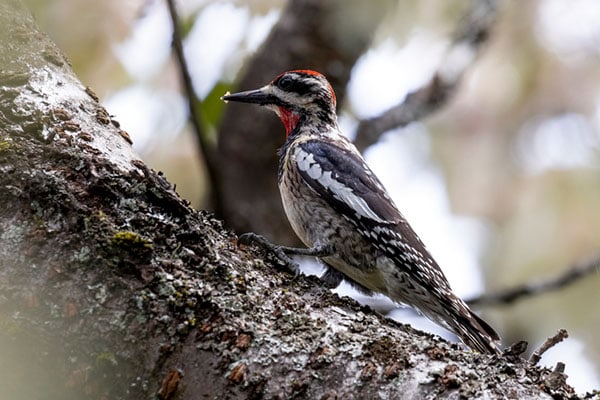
[0,1,583,399]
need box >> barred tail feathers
[449,305,501,355]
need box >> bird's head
[222,70,337,136]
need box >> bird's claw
[238,232,300,274]
[270,246,301,275]
[237,233,252,246]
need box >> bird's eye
[277,76,293,90]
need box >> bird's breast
[279,142,383,287]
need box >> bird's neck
[276,107,303,137]
[276,114,340,183]
[276,106,337,138]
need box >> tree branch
[354,0,498,151]
[529,329,569,365]
[0,1,588,398]
[466,253,600,307]
[165,0,221,210]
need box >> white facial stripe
[294,147,385,223]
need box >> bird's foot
[238,232,300,276]
[238,232,335,277]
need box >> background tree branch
[466,253,600,307]
[354,0,498,151]
[165,0,221,211]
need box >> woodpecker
[222,70,501,355]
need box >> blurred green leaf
[196,81,231,144]
[180,13,197,38]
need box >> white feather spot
[373,226,388,235]
[307,162,322,179]
[295,148,310,171]
[295,146,386,223]
[332,186,385,222]
[317,170,334,189]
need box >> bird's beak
[221,88,271,105]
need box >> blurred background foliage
[23,0,600,392]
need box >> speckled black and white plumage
[223,70,501,355]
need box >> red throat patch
[277,106,301,137]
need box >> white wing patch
[307,162,322,179]
[296,150,315,172]
[294,147,385,223]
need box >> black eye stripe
[277,76,293,90]
[275,75,315,95]
[270,73,335,124]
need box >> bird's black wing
[294,139,449,288]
